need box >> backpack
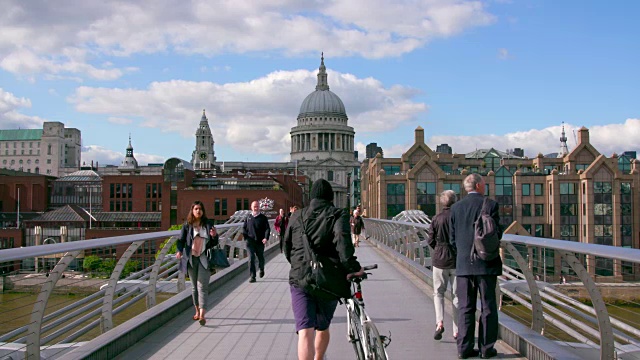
[471,198,501,262]
[298,208,351,301]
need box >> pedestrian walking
[284,179,364,360]
[427,190,459,341]
[350,209,365,247]
[176,201,219,326]
[450,174,502,359]
[243,200,270,283]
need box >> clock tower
[191,109,216,171]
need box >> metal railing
[0,213,277,360]
[363,217,640,360]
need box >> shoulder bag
[208,245,230,269]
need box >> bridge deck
[118,242,520,359]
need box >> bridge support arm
[26,250,81,360]
[558,250,615,360]
[503,243,545,334]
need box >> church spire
[119,133,139,173]
[558,122,569,158]
[200,109,208,124]
[316,52,330,91]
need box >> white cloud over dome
[69,69,426,157]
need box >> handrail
[0,218,277,360]
[363,217,640,360]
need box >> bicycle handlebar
[363,264,378,271]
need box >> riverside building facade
[361,126,639,279]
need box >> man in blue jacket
[243,200,270,283]
[450,174,502,359]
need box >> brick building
[361,126,639,279]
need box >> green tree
[101,258,117,276]
[121,260,140,279]
[83,255,103,276]
[155,224,182,259]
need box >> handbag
[298,210,351,301]
[208,245,230,269]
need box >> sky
[1,0,639,166]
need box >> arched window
[35,167,39,174]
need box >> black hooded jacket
[284,198,361,287]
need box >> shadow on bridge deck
[117,241,521,359]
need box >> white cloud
[68,68,426,157]
[0,0,495,79]
[0,88,44,129]
[426,119,640,158]
[82,144,165,166]
[107,117,133,125]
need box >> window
[535,224,544,237]
[534,183,543,196]
[522,184,530,196]
[534,204,544,217]
[416,182,436,216]
[383,165,401,175]
[618,156,632,173]
[222,199,227,216]
[236,198,242,212]
[386,183,405,219]
[47,159,51,164]
[35,159,39,164]
[621,182,632,248]
[522,204,532,217]
[244,198,249,210]
[443,183,460,195]
[214,199,221,216]
[593,181,613,246]
[327,170,334,181]
[523,224,532,234]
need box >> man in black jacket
[450,174,502,359]
[243,200,270,283]
[284,179,363,360]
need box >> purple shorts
[290,285,339,332]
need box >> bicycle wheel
[347,304,365,360]
[363,321,388,360]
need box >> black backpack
[471,198,501,262]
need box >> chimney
[578,126,589,144]
[415,126,425,144]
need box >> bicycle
[345,264,391,360]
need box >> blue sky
[1,0,638,166]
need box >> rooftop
[0,129,43,141]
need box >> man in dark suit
[243,200,270,283]
[449,173,502,359]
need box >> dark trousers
[247,241,265,278]
[456,275,498,355]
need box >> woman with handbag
[427,190,459,340]
[176,201,218,326]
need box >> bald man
[242,201,270,282]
